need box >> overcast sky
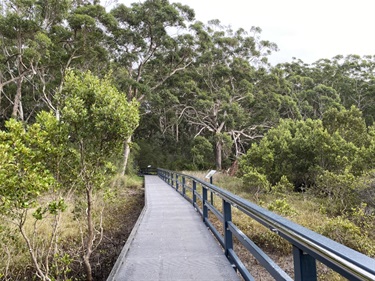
[106,0,375,65]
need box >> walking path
[108,175,240,281]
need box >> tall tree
[0,0,51,120]
[110,0,196,174]
[177,21,278,169]
[0,0,115,124]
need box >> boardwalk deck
[108,175,240,281]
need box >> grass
[0,174,144,280]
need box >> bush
[272,175,294,193]
[315,170,361,215]
[267,198,298,217]
[191,136,214,170]
[319,216,375,257]
[349,203,375,233]
[240,116,365,189]
[242,168,271,193]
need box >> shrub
[191,136,214,170]
[272,175,294,193]
[318,216,375,257]
[315,170,361,215]
[267,198,298,217]
[242,168,271,193]
[240,117,364,189]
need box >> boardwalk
[108,175,240,281]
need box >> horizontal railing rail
[157,168,375,281]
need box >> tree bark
[83,187,94,281]
[19,212,51,281]
[215,140,222,170]
[121,135,132,176]
[11,76,24,120]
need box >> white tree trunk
[121,135,132,176]
[215,140,222,170]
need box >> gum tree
[110,0,196,174]
[178,21,278,169]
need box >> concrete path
[108,175,240,281]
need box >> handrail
[157,168,375,281]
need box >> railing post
[210,177,214,205]
[193,180,197,207]
[176,174,179,192]
[202,186,208,223]
[293,246,317,281]
[182,176,186,197]
[223,200,233,258]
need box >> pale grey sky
[105,0,375,65]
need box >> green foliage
[240,115,368,189]
[242,167,271,192]
[0,119,55,217]
[51,253,73,281]
[59,70,140,280]
[0,116,72,280]
[191,136,214,170]
[315,170,362,215]
[267,198,298,217]
[323,106,369,147]
[60,70,139,161]
[272,175,294,193]
[0,0,374,277]
[349,203,375,231]
[32,199,67,220]
[318,216,375,257]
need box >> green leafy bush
[272,175,295,193]
[191,136,214,170]
[319,216,375,257]
[240,111,369,189]
[267,198,298,217]
[242,167,271,193]
[315,170,361,215]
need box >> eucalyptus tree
[316,55,375,124]
[177,20,278,169]
[0,0,115,123]
[278,55,375,122]
[109,0,196,173]
[0,0,60,121]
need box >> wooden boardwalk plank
[108,175,240,281]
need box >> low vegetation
[210,172,375,257]
[0,174,144,280]
[0,71,141,280]
[188,171,375,280]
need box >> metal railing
[138,167,158,175]
[157,168,375,281]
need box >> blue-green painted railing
[157,168,375,281]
